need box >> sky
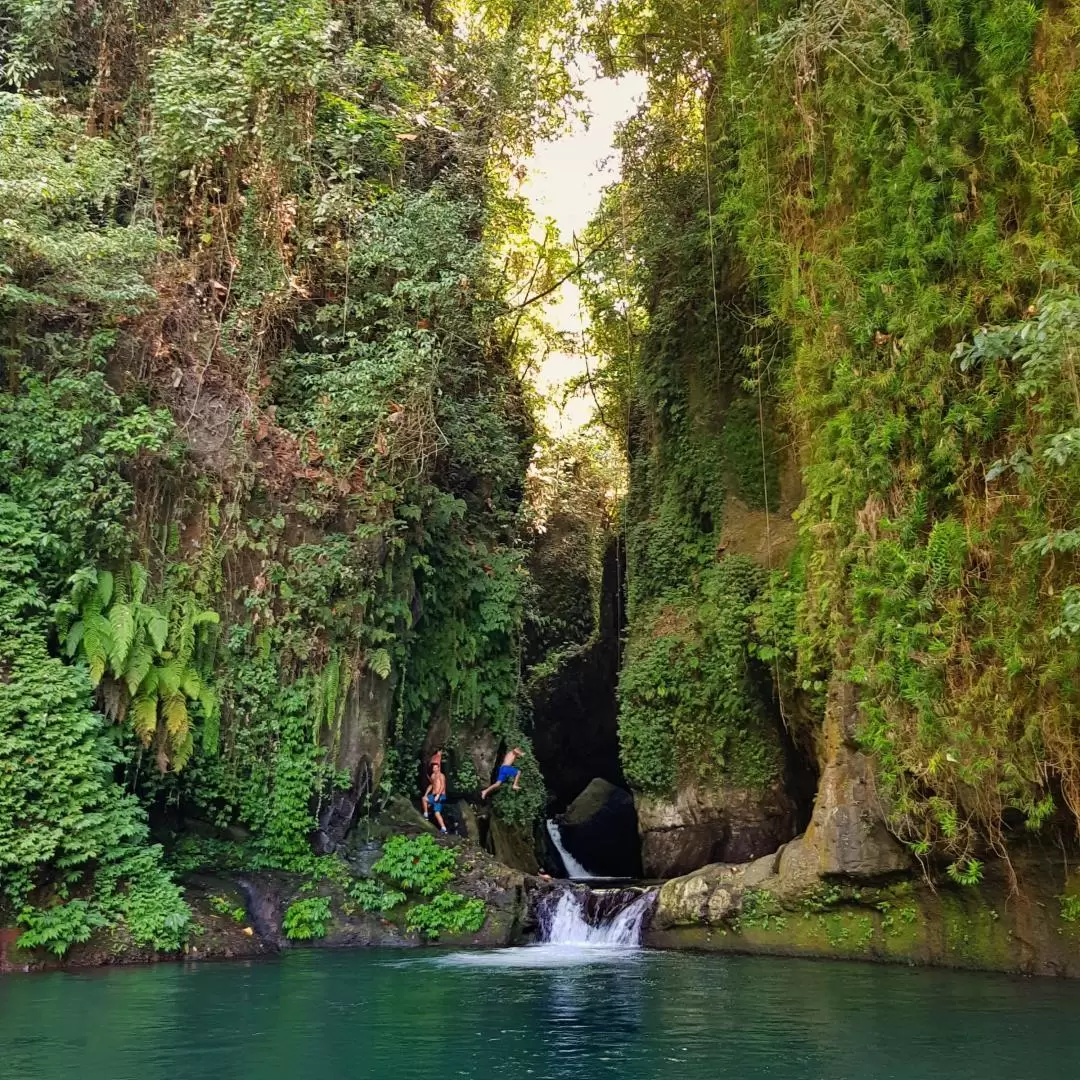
[515,64,646,435]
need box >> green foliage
[720,399,779,512]
[1,0,580,934]
[181,638,339,866]
[372,834,457,896]
[0,106,188,948]
[345,879,406,914]
[945,858,985,888]
[283,896,333,940]
[736,889,788,932]
[0,93,158,314]
[1059,893,1080,924]
[209,895,248,923]
[61,565,220,772]
[16,901,104,957]
[588,0,1080,868]
[360,835,487,940]
[0,621,190,951]
[404,891,486,940]
[618,556,783,796]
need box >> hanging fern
[63,565,220,771]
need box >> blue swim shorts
[429,793,446,812]
[497,765,520,784]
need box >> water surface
[2,946,1078,1079]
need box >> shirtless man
[422,759,449,834]
[480,747,524,800]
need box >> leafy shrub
[60,564,219,772]
[372,834,456,897]
[405,891,486,940]
[283,896,333,940]
[360,835,487,939]
[345,879,406,914]
[16,901,105,957]
[1059,894,1080,924]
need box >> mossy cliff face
[649,850,1080,978]
[0,0,580,954]
[589,0,1080,885]
[610,298,802,873]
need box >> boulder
[557,778,642,877]
[636,779,796,878]
[488,816,540,874]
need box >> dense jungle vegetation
[7,0,1080,958]
[0,0,583,951]
[583,0,1080,882]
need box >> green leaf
[108,602,135,675]
[96,571,114,609]
[369,648,392,679]
[147,608,169,653]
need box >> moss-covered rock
[647,848,1080,977]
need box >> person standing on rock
[422,759,449,835]
[480,747,524,800]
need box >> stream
[3,943,1080,1079]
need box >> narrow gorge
[6,0,1080,991]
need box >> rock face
[531,538,626,805]
[647,848,1080,978]
[781,677,910,884]
[488,815,540,874]
[636,780,797,879]
[556,778,642,877]
[314,669,398,853]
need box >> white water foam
[431,887,656,970]
[545,819,596,880]
[537,888,655,947]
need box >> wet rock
[742,849,783,889]
[653,863,741,928]
[557,778,642,877]
[655,873,712,927]
[707,886,736,922]
[368,794,435,839]
[450,799,481,843]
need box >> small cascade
[535,886,656,947]
[545,819,595,880]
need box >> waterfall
[535,887,656,947]
[545,819,595,879]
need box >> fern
[124,643,155,696]
[65,565,220,772]
[926,518,967,594]
[131,695,158,741]
[108,600,135,676]
[163,693,188,738]
[146,607,168,652]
